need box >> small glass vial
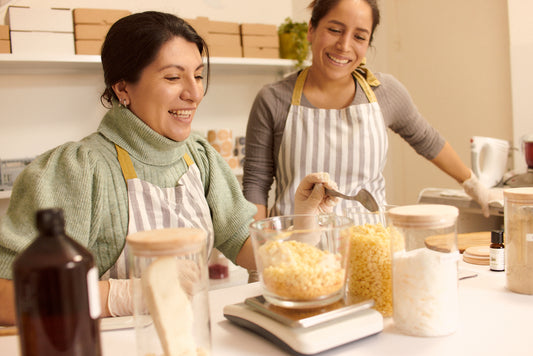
[489,230,505,272]
[208,248,229,280]
[388,204,459,337]
[13,208,101,356]
[504,187,533,295]
[127,228,211,356]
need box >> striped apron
[101,145,214,280]
[272,67,388,216]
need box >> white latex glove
[462,171,490,218]
[107,278,134,317]
[294,172,339,215]
[107,259,199,317]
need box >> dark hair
[100,11,210,106]
[308,0,380,45]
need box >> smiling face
[117,36,205,142]
[307,0,373,82]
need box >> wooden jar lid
[463,245,490,265]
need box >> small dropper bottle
[489,230,505,272]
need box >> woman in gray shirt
[243,0,491,219]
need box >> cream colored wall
[378,0,512,205]
[507,0,533,172]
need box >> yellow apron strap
[183,153,194,167]
[352,70,378,103]
[291,67,309,106]
[353,57,380,103]
[291,63,380,105]
[115,144,138,181]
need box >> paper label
[526,233,533,242]
[87,267,101,319]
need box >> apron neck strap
[115,144,138,182]
[291,60,381,105]
[115,144,195,183]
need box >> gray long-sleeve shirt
[243,70,445,207]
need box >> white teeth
[169,110,193,117]
[327,53,349,64]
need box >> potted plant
[278,17,309,68]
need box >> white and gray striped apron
[101,145,214,279]
[272,67,388,216]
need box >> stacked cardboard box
[240,23,279,59]
[206,20,242,58]
[0,25,10,53]
[185,16,209,41]
[73,8,131,55]
[7,6,75,55]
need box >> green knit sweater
[0,104,256,279]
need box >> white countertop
[1,261,532,355]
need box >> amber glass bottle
[13,208,102,356]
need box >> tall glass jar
[504,187,533,294]
[343,205,393,317]
[387,204,459,337]
[127,228,211,356]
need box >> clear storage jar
[504,187,533,295]
[343,205,393,317]
[387,205,459,337]
[126,228,211,356]
[249,214,353,309]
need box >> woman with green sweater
[0,11,337,325]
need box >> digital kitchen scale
[223,296,383,355]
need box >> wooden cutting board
[424,231,491,253]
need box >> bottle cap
[36,208,65,235]
[491,230,504,244]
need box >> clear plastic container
[249,214,353,309]
[127,228,211,356]
[343,205,393,317]
[504,187,533,294]
[387,204,459,337]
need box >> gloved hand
[107,259,200,317]
[107,278,134,317]
[294,172,339,214]
[462,171,491,218]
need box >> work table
[1,261,531,355]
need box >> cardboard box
[209,45,242,58]
[207,33,241,48]
[75,40,103,55]
[73,8,130,25]
[242,46,279,59]
[208,20,240,34]
[240,23,278,36]
[7,6,73,32]
[242,35,279,48]
[10,31,75,55]
[185,17,209,40]
[0,40,10,53]
[0,25,9,40]
[74,24,111,40]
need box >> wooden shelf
[0,54,297,74]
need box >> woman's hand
[294,172,339,214]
